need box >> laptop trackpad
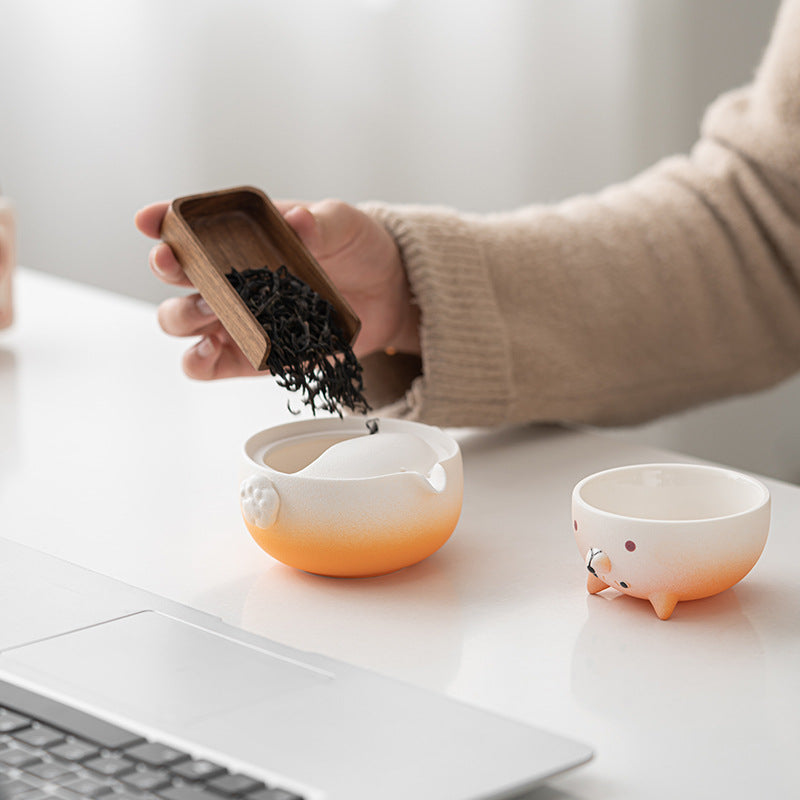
[0,611,331,726]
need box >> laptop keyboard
[0,680,304,800]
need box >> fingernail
[196,297,214,316]
[196,337,214,358]
[149,247,165,276]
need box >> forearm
[360,0,800,427]
[482,145,800,426]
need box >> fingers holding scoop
[135,198,307,382]
[154,294,259,381]
[135,202,192,288]
[182,331,260,381]
[157,293,218,338]
[136,202,229,379]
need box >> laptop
[0,536,592,800]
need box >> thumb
[283,204,327,258]
[284,200,357,262]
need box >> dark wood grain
[161,186,361,371]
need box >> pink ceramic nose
[586,548,611,576]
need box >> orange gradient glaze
[587,555,761,618]
[244,506,462,577]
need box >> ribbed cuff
[359,202,515,426]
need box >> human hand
[134,199,420,380]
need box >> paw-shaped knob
[240,474,280,530]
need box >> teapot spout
[412,463,447,494]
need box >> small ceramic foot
[649,592,680,620]
[587,573,609,594]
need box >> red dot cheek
[574,520,578,531]
[625,540,636,551]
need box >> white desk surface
[1,268,798,799]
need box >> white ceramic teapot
[240,418,463,577]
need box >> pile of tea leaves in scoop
[227,266,370,417]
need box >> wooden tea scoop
[160,186,360,371]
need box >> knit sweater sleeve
[358,0,800,428]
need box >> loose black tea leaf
[227,266,370,417]
[366,418,379,435]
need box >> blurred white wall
[3,0,799,482]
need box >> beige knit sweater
[359,0,800,428]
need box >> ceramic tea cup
[240,418,463,577]
[572,463,770,619]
